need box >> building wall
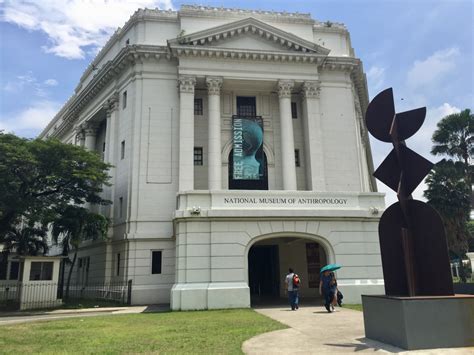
[39,6,381,308]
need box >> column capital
[302,80,321,100]
[74,126,85,143]
[104,92,119,115]
[82,121,99,137]
[178,75,196,94]
[206,77,223,96]
[277,80,295,99]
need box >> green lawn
[0,309,286,354]
[342,304,363,312]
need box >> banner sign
[232,116,264,180]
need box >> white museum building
[39,5,386,310]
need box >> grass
[342,304,363,312]
[0,309,286,354]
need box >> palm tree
[431,108,473,187]
[427,108,473,281]
[51,206,108,299]
[2,224,48,256]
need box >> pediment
[168,17,330,56]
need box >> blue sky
[0,0,472,204]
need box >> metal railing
[0,280,132,311]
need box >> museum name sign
[224,197,348,205]
[215,194,355,209]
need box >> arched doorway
[247,236,328,306]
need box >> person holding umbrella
[319,264,341,312]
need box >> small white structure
[19,256,62,310]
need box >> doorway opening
[247,237,327,306]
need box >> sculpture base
[362,294,474,350]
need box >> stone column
[206,77,223,190]
[302,80,325,190]
[83,122,98,151]
[104,93,119,221]
[74,126,85,147]
[277,80,297,190]
[178,75,196,191]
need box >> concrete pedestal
[362,294,474,350]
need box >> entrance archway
[247,236,328,306]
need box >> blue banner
[232,116,264,180]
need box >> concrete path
[0,305,169,326]
[242,305,473,354]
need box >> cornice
[313,21,348,34]
[179,5,314,25]
[78,8,178,89]
[41,49,369,140]
[170,45,327,64]
[169,17,330,55]
[40,45,169,139]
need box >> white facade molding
[178,75,196,94]
[277,79,295,99]
[206,77,223,96]
[302,80,321,100]
[169,17,329,55]
[180,5,314,24]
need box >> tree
[51,206,108,299]
[425,109,473,282]
[425,160,470,256]
[0,133,111,283]
[0,133,111,239]
[431,108,473,187]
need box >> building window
[125,38,130,45]
[151,251,162,274]
[194,98,203,115]
[122,91,127,109]
[194,147,203,166]
[119,197,123,218]
[295,149,300,167]
[237,96,256,117]
[116,253,121,276]
[121,141,125,159]
[29,262,53,281]
[291,102,298,119]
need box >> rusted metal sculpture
[366,88,454,297]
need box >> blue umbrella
[320,264,342,273]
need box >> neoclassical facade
[40,5,385,309]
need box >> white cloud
[1,0,175,59]
[0,100,61,137]
[2,71,56,97]
[406,47,460,90]
[366,66,386,93]
[44,79,58,86]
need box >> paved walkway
[242,305,473,354]
[0,305,169,326]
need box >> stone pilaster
[302,80,325,191]
[178,75,196,191]
[277,80,297,190]
[206,77,223,190]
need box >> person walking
[319,270,337,312]
[285,268,300,311]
